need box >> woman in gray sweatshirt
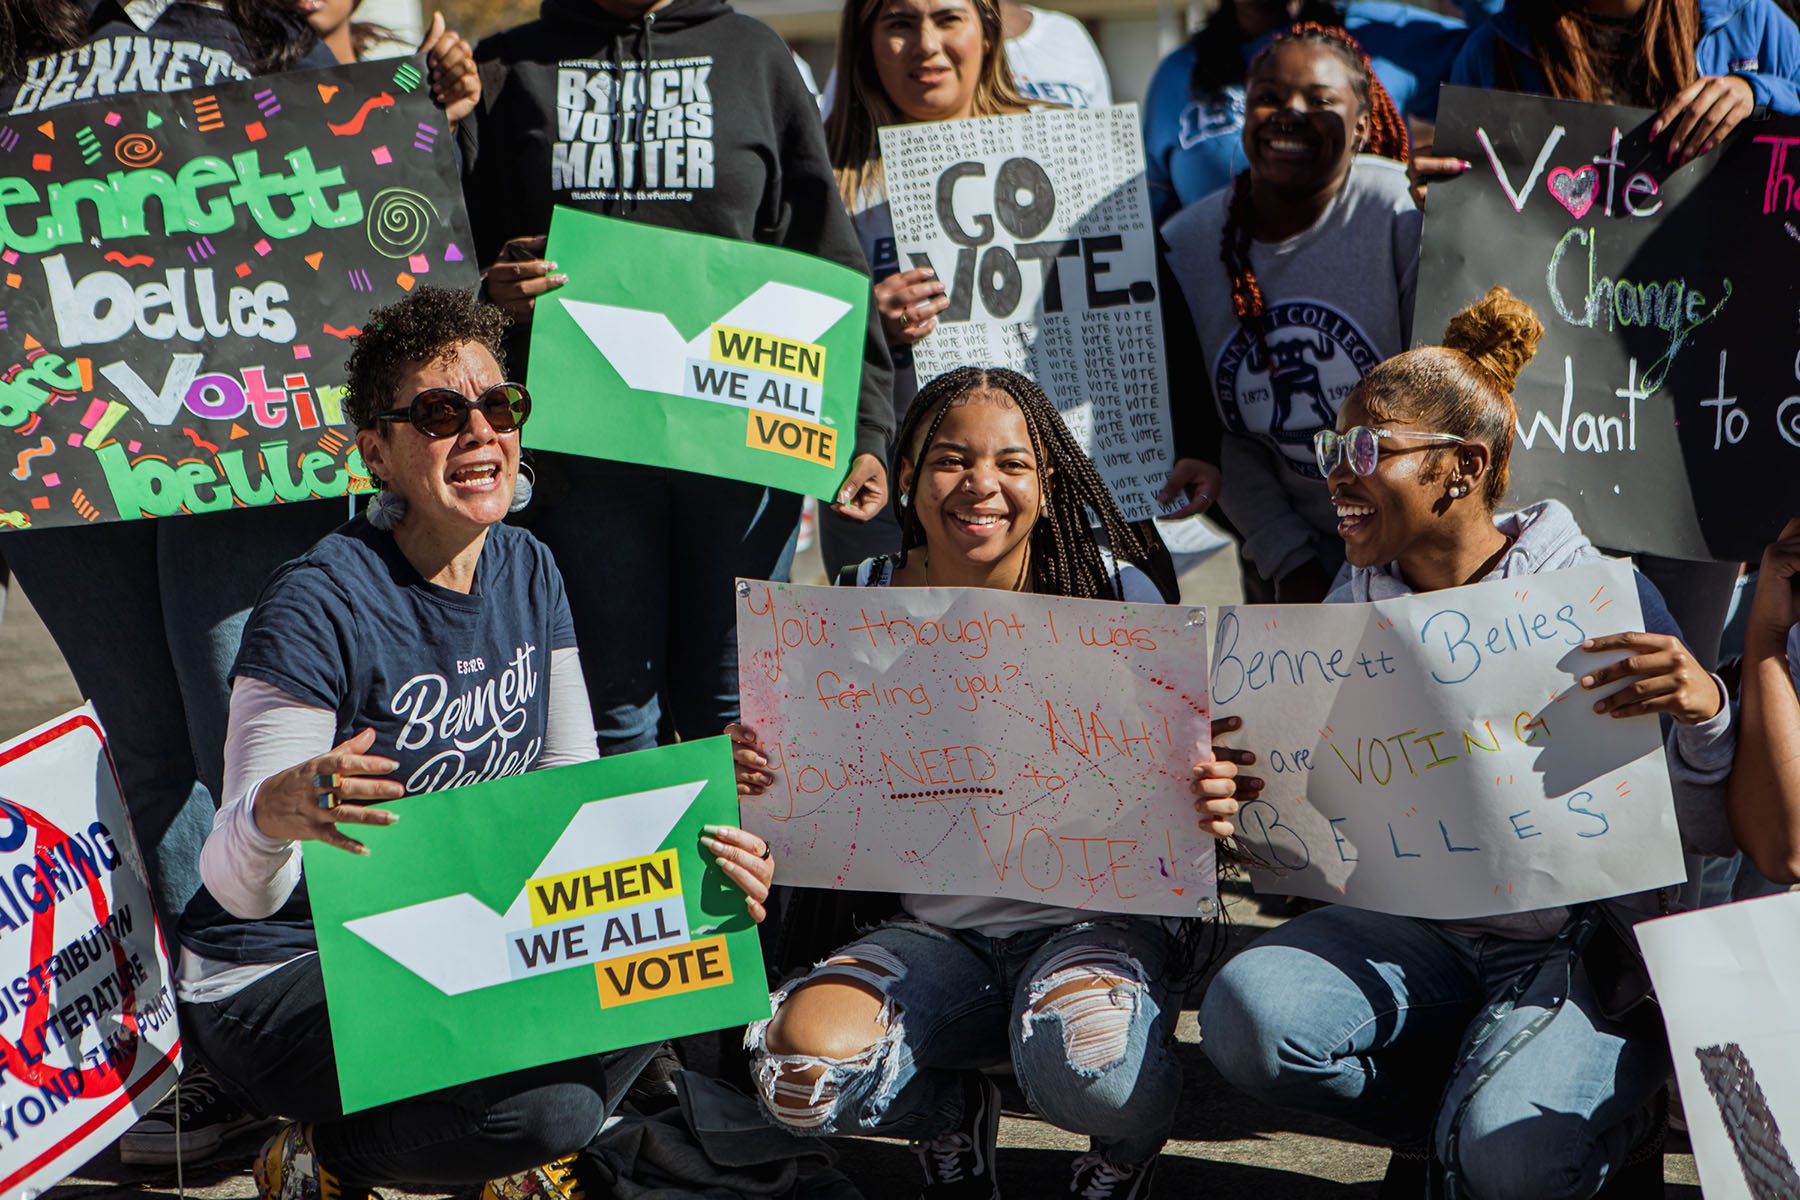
[1200,287,1737,1200]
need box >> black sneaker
[1068,1153,1157,1200]
[911,1072,1001,1200]
[119,1063,278,1166]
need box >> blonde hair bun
[1441,286,1543,395]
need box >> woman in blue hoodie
[1141,1,1470,229]
[1199,288,1738,1200]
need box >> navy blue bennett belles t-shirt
[180,515,577,963]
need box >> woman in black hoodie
[464,0,896,757]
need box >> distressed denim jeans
[1199,905,1667,1200]
[747,916,1183,1167]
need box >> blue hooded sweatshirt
[1143,1,1472,227]
[1449,0,1800,115]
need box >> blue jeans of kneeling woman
[1199,905,1668,1200]
[747,916,1185,1165]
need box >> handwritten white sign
[1638,893,1800,1200]
[1212,560,1686,918]
[879,106,1173,522]
[0,705,181,1199]
[735,580,1215,916]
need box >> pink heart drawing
[1547,165,1600,218]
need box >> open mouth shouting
[448,461,504,493]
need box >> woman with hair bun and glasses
[1202,288,1738,1199]
[175,287,775,1200]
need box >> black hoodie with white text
[464,0,894,463]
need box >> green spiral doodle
[366,187,439,258]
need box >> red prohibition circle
[0,797,141,1095]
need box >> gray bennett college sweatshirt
[1332,499,1739,941]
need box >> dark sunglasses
[373,382,532,439]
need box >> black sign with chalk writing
[0,57,475,530]
[1416,85,1800,562]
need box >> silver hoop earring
[509,460,535,513]
[366,488,407,530]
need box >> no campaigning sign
[0,56,476,530]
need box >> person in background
[296,0,403,62]
[1142,0,1468,228]
[1726,516,1800,882]
[0,0,478,1166]
[1000,1,1111,107]
[176,287,776,1200]
[814,0,1029,577]
[818,0,1111,114]
[739,366,1234,1200]
[465,0,894,758]
[1448,0,1800,670]
[1202,288,1737,1199]
[1162,23,1418,603]
[819,0,1221,578]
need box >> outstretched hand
[252,728,404,855]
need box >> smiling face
[901,390,1045,581]
[1328,392,1463,569]
[871,0,989,124]
[1241,40,1369,199]
[355,341,519,537]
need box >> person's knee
[1015,945,1177,1137]
[1197,954,1305,1098]
[1438,1109,1600,1200]
[496,1083,610,1167]
[750,943,909,1133]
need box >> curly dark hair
[343,287,510,429]
[893,367,1178,603]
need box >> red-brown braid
[1219,21,1410,350]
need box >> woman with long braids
[1163,23,1418,603]
[1141,0,1470,228]
[1449,0,1800,673]
[732,368,1241,1200]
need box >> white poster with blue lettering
[1211,559,1686,918]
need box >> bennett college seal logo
[1215,299,1380,478]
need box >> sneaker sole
[118,1115,282,1167]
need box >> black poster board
[1416,84,1800,562]
[0,56,475,530]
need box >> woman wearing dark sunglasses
[173,288,776,1200]
[1199,287,1738,1199]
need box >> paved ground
[0,534,1705,1198]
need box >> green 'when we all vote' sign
[524,207,870,499]
[306,737,769,1113]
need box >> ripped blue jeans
[747,916,1183,1166]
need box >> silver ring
[898,309,912,329]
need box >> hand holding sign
[254,728,403,855]
[1579,632,1726,723]
[1652,74,1756,163]
[418,12,481,126]
[485,235,566,322]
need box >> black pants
[182,957,655,1188]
